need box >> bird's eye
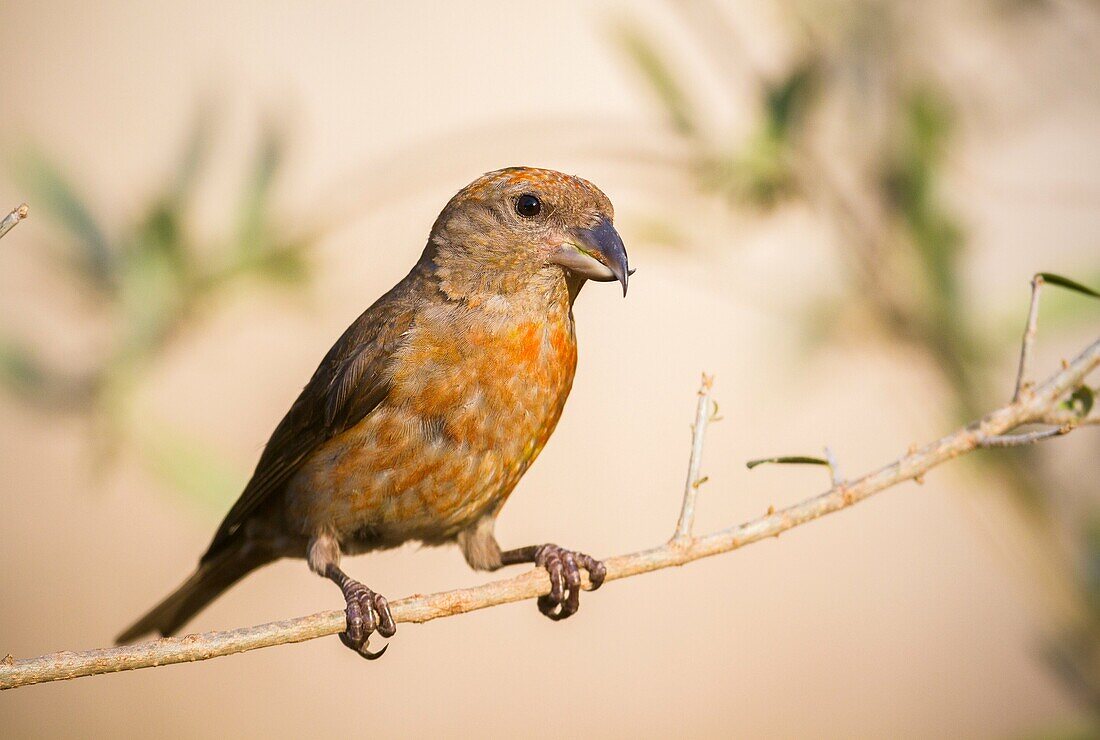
[515,193,542,219]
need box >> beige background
[1,1,1098,737]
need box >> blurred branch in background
[614,0,1100,715]
[0,202,28,240]
[0,107,325,503]
[2,306,1096,689]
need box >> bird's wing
[201,266,431,562]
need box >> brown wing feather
[201,262,435,562]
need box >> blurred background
[1,1,1099,736]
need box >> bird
[117,166,631,658]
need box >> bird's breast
[284,299,578,546]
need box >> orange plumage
[118,167,630,656]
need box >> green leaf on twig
[746,456,830,470]
[1039,273,1100,299]
[1063,386,1095,417]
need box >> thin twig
[2,335,1096,690]
[0,203,29,241]
[1014,274,1044,402]
[823,446,843,487]
[673,373,715,540]
[979,426,1072,448]
[1038,408,1099,427]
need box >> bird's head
[426,167,631,300]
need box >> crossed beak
[550,217,632,296]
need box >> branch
[978,426,1071,448]
[1013,274,1044,402]
[1038,408,1100,427]
[672,373,715,540]
[0,203,29,241]
[2,327,1098,691]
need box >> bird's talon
[339,632,389,661]
[361,642,388,661]
[529,543,604,621]
[588,559,607,590]
[375,594,397,638]
[330,567,395,660]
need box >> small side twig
[1038,408,1099,427]
[979,426,1072,448]
[673,373,715,541]
[0,203,29,241]
[823,446,844,487]
[1014,274,1044,402]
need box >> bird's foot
[325,564,395,660]
[502,543,606,621]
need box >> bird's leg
[324,564,396,659]
[458,515,605,620]
[309,532,394,660]
[499,544,607,621]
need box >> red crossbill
[118,166,631,658]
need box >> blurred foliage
[617,22,698,138]
[619,17,818,207]
[702,60,819,207]
[884,86,988,419]
[139,422,244,514]
[615,0,1100,718]
[1,109,320,499]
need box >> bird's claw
[333,573,395,660]
[533,543,606,621]
[339,632,389,660]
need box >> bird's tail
[116,540,275,644]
